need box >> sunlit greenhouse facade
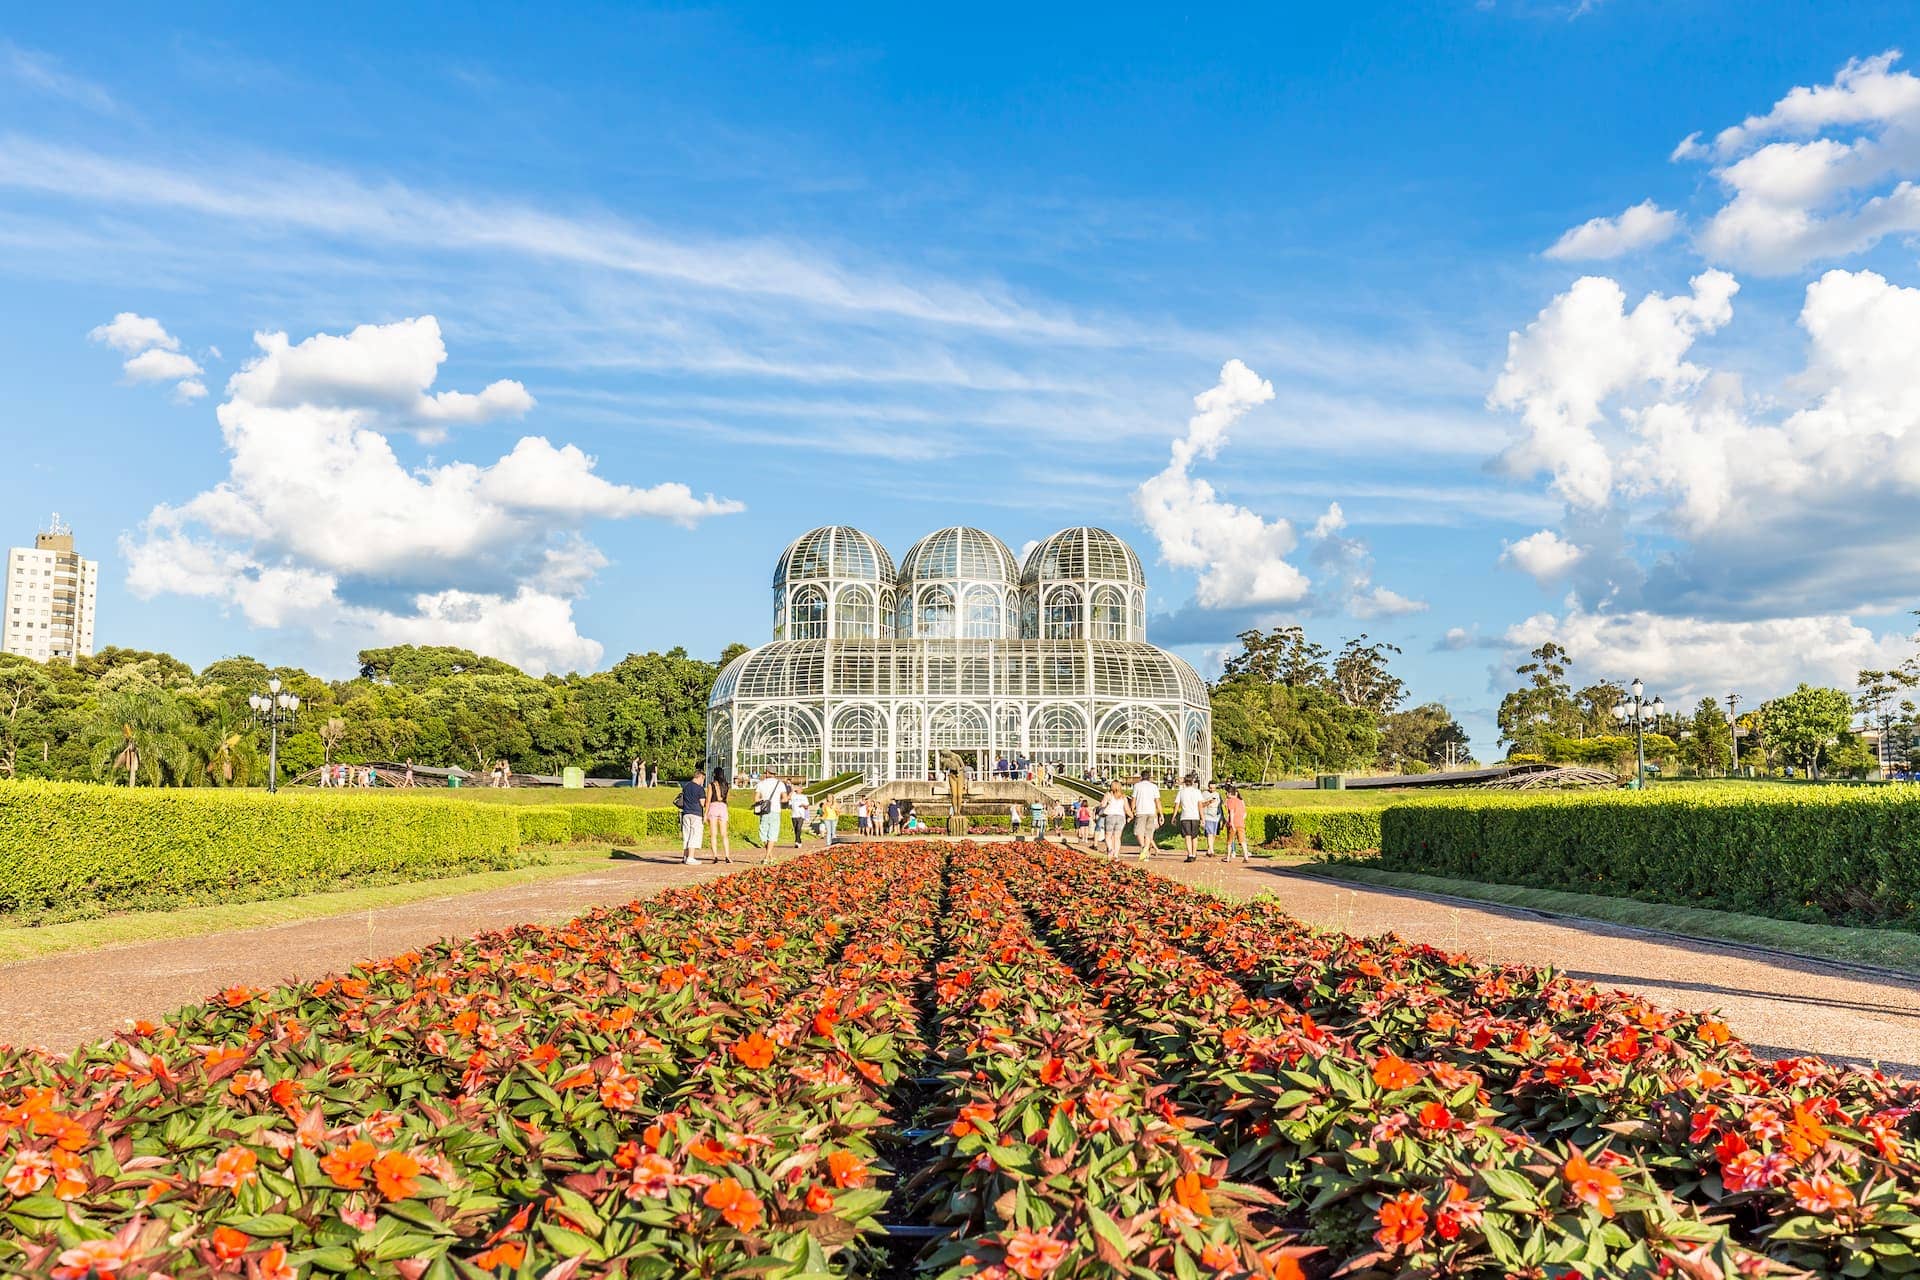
[707,525,1212,783]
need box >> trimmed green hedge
[0,781,530,923]
[1245,806,1383,853]
[1376,786,1920,928]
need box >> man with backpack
[752,772,789,848]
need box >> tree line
[1495,617,1919,779]
[0,644,743,786]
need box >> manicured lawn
[1297,861,1920,975]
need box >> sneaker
[683,856,704,865]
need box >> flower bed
[1,841,1914,1279]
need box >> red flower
[1374,1190,1428,1250]
[1038,1056,1067,1085]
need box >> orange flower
[1374,1191,1428,1250]
[1371,1054,1421,1091]
[4,1150,51,1196]
[1002,1228,1068,1279]
[320,1139,376,1190]
[703,1176,764,1231]
[827,1150,870,1188]
[374,1149,423,1200]
[1697,1019,1731,1045]
[730,1032,777,1070]
[1038,1057,1067,1085]
[473,1240,527,1271]
[1563,1150,1623,1219]
[599,1070,640,1112]
[806,1184,835,1213]
[812,1007,839,1037]
[1789,1172,1854,1214]
[269,1078,304,1109]
[1259,1255,1307,1280]
[1200,1241,1237,1271]
[1172,1169,1211,1218]
[259,1243,296,1280]
[52,1239,135,1280]
[211,1225,251,1262]
[198,1145,259,1189]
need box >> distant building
[3,515,98,664]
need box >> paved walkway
[1149,857,1920,1075]
[0,852,747,1052]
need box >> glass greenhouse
[708,525,1212,783]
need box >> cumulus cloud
[122,315,743,674]
[1489,271,1737,509]
[1544,200,1681,260]
[1669,51,1920,273]
[88,311,206,400]
[1135,360,1309,607]
[1501,528,1584,583]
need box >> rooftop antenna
[44,513,70,537]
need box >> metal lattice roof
[897,526,1019,588]
[772,526,896,590]
[1020,526,1146,588]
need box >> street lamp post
[1726,691,1740,777]
[248,677,301,794]
[1612,678,1665,789]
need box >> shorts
[1203,817,1219,836]
[680,814,703,848]
[706,802,729,824]
[1179,818,1203,839]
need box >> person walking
[1009,802,1022,837]
[1074,797,1091,845]
[820,796,839,847]
[1100,780,1130,858]
[1222,784,1251,861]
[789,785,812,849]
[886,797,901,836]
[1175,774,1205,862]
[705,766,733,863]
[752,772,788,848]
[1201,780,1221,858]
[630,756,642,788]
[676,768,707,865]
[1130,772,1162,860]
[856,796,871,837]
[403,759,415,787]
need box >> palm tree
[88,688,193,786]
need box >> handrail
[803,770,867,801]
[1050,774,1105,801]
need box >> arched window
[1094,706,1177,781]
[829,704,888,783]
[790,586,827,641]
[706,709,733,778]
[1090,586,1127,640]
[1185,711,1211,780]
[917,585,955,639]
[1043,585,1083,639]
[878,589,897,639]
[1028,703,1088,769]
[834,585,877,639]
[737,707,823,781]
[962,585,1005,639]
[929,703,991,769]
[1019,588,1039,639]
[893,704,924,780]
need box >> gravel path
[1148,856,1920,1075]
[0,852,748,1052]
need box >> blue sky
[5,2,1920,754]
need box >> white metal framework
[712,525,1211,783]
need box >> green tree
[1378,702,1470,769]
[1331,634,1405,714]
[1496,642,1579,757]
[87,686,194,786]
[1761,684,1854,780]
[1683,696,1733,776]
[1220,626,1329,688]
[0,655,56,779]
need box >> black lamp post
[249,678,301,793]
[1612,678,1665,789]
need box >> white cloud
[1349,584,1428,619]
[1544,200,1680,260]
[122,348,203,383]
[1501,528,1584,583]
[1309,502,1347,539]
[1489,270,1737,508]
[1505,606,1912,702]
[229,317,532,435]
[88,311,207,400]
[123,315,742,674]
[1671,51,1920,273]
[1,42,118,115]
[1134,360,1311,607]
[88,312,179,354]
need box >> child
[1074,797,1092,844]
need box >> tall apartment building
[3,516,98,664]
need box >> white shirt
[1131,780,1161,816]
[755,775,787,806]
[1175,785,1204,821]
[1101,794,1129,819]
[789,791,811,817]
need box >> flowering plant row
[2,842,1914,1280]
[1001,843,1920,1277]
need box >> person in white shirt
[1200,781,1221,858]
[1130,773,1162,860]
[788,786,812,849]
[1009,802,1022,835]
[753,773,789,849]
[1174,775,1206,861]
[1099,781,1132,858]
